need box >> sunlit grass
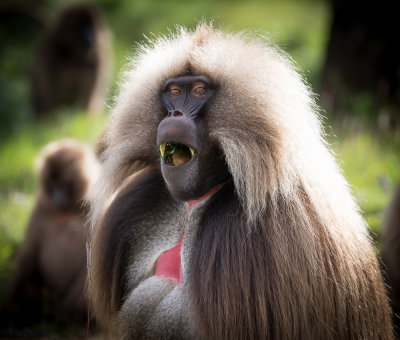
[107,0,328,86]
[0,110,106,191]
[330,126,400,246]
[214,0,329,72]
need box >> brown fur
[31,4,112,117]
[88,24,393,339]
[7,139,99,326]
[383,185,400,333]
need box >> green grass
[0,110,107,192]
[103,0,329,90]
[330,127,400,245]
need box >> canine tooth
[160,143,166,157]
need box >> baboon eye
[168,84,181,97]
[192,81,207,97]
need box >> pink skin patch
[186,184,221,212]
[154,184,222,285]
[154,239,183,284]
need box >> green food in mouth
[160,142,195,166]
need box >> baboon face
[54,6,97,57]
[157,75,230,201]
[41,148,87,211]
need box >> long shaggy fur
[89,24,393,339]
[8,139,99,326]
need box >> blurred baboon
[31,4,112,117]
[7,139,99,326]
[88,24,393,339]
[383,185,400,331]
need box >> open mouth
[160,142,196,166]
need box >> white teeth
[159,142,196,163]
[160,143,166,157]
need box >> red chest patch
[154,239,183,284]
[154,184,223,285]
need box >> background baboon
[7,139,99,326]
[383,185,400,332]
[89,25,392,339]
[31,4,112,117]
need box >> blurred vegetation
[0,0,399,332]
[329,123,400,245]
[1,0,330,139]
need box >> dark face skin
[42,156,86,212]
[157,75,230,201]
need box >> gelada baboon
[7,139,99,326]
[31,4,112,117]
[383,185,400,330]
[88,24,393,339]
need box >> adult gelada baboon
[31,4,112,117]
[88,24,393,339]
[383,185,400,331]
[7,139,99,325]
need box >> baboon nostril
[174,110,183,117]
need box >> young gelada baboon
[7,139,99,326]
[383,185,400,331]
[89,24,393,339]
[31,4,112,117]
